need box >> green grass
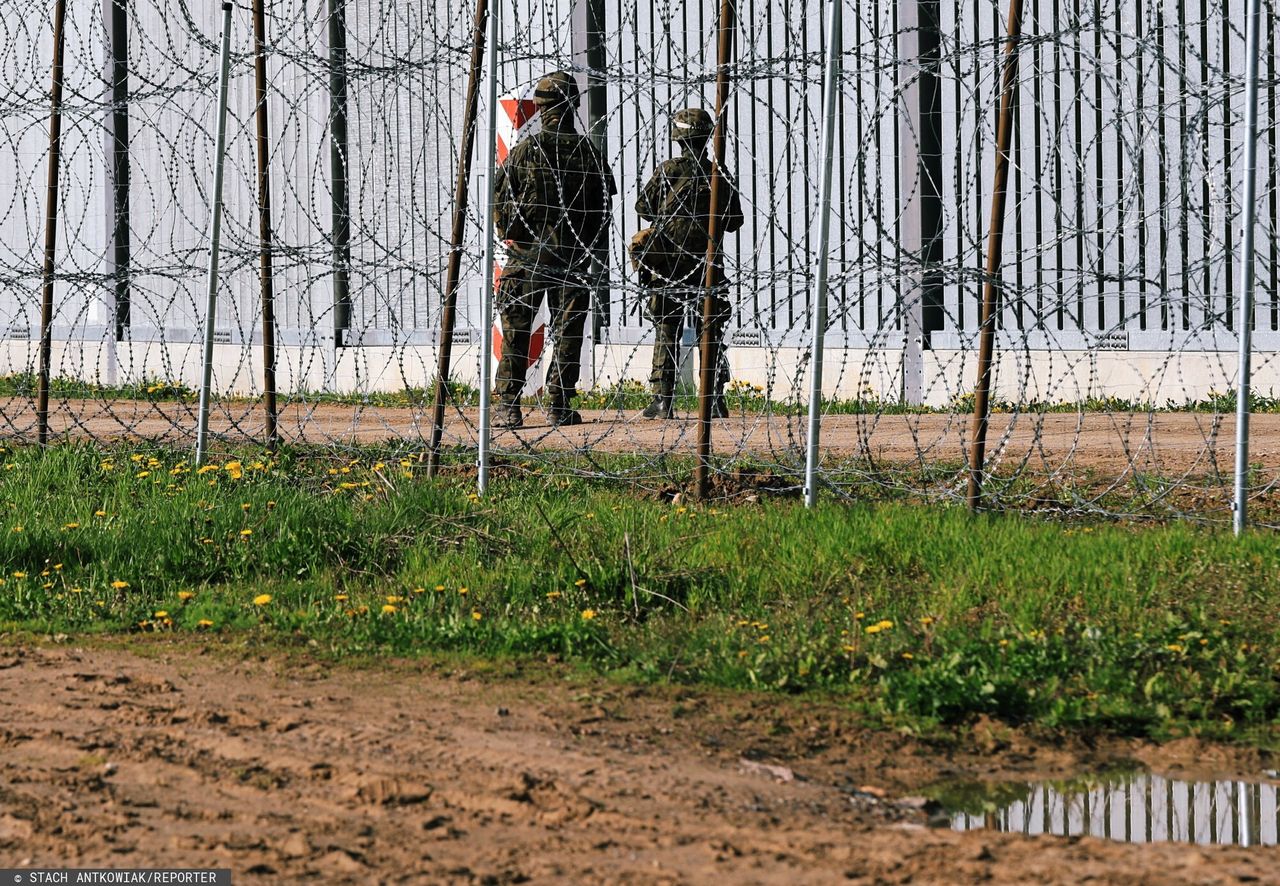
[10,369,1280,417]
[1,442,1278,744]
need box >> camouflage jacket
[633,153,743,284]
[493,130,616,273]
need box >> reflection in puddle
[933,773,1278,847]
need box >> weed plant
[0,442,1277,743]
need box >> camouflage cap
[670,108,714,142]
[533,71,580,108]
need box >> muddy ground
[0,640,1276,884]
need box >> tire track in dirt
[0,641,1275,884]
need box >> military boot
[710,393,729,419]
[549,395,583,427]
[493,402,523,429]
[641,394,674,419]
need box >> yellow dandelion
[574,578,588,588]
[253,594,272,606]
[412,587,425,594]
[546,591,562,600]
[434,585,445,592]
[178,591,195,601]
[241,503,251,511]
[458,586,468,595]
[1166,643,1184,653]
[901,652,914,660]
[135,471,151,479]
[197,619,214,628]
[62,522,79,530]
[920,616,934,626]
[10,526,21,533]
[94,510,107,517]
[381,604,398,614]
[581,609,597,621]
[8,572,20,580]
[471,610,482,621]
[111,580,129,589]
[386,595,403,604]
[154,610,168,618]
[53,563,62,570]
[239,529,252,537]
[335,594,349,602]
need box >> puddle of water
[926,772,1279,847]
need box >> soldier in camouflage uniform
[492,71,616,428]
[630,107,743,419]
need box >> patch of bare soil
[3,397,1275,477]
[0,640,1275,884]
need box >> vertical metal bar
[584,0,608,350]
[966,0,1023,510]
[804,0,841,508]
[1234,0,1262,536]
[477,0,500,497]
[36,0,68,446]
[104,0,130,342]
[195,2,235,466]
[426,0,489,478]
[328,0,352,346]
[253,0,279,451]
[695,0,736,501]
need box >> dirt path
[0,640,1275,884]
[1,397,1274,476]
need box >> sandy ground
[1,640,1277,884]
[0,397,1270,476]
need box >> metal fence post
[104,0,130,344]
[36,0,68,446]
[253,0,280,451]
[803,0,842,508]
[1234,0,1263,536]
[476,0,501,497]
[327,0,352,347]
[195,2,235,466]
[897,0,944,406]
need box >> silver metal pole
[195,2,235,466]
[803,0,842,508]
[1234,0,1262,535]
[476,0,500,496]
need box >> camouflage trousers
[495,266,588,407]
[646,285,730,398]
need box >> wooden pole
[253,0,280,450]
[695,0,736,500]
[426,0,490,478]
[37,0,68,445]
[966,0,1024,510]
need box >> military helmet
[533,71,580,108]
[670,107,714,143]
